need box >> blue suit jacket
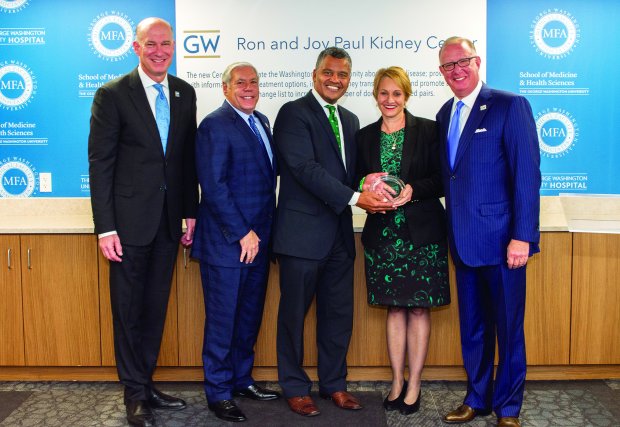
[436,84,541,267]
[192,101,276,267]
[272,91,359,260]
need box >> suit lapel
[127,69,163,156]
[166,76,183,159]
[224,102,273,183]
[399,111,416,180]
[453,86,492,170]
[369,120,382,173]
[307,93,344,163]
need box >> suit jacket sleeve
[88,85,120,235]
[504,96,541,244]
[182,87,199,219]
[195,114,250,244]
[274,101,355,215]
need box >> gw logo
[530,9,579,59]
[183,30,221,58]
[535,108,579,158]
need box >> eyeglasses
[440,56,478,72]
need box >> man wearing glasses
[436,37,541,427]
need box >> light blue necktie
[248,115,273,166]
[153,83,170,153]
[448,100,464,168]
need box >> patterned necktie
[447,100,464,168]
[248,115,273,166]
[153,83,170,152]
[325,105,342,151]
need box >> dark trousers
[276,235,354,398]
[455,262,527,418]
[109,209,178,401]
[200,260,269,402]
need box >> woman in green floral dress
[356,67,450,416]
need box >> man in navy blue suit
[272,47,393,417]
[436,37,541,427]
[192,62,281,423]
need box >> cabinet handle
[183,247,188,269]
[27,248,31,269]
[6,248,10,269]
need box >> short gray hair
[222,62,258,85]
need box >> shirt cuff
[348,192,361,206]
[98,230,118,239]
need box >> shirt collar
[312,88,337,109]
[453,79,483,111]
[137,64,168,89]
[226,99,254,121]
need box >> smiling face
[313,55,351,104]
[223,65,259,115]
[376,77,407,120]
[439,41,481,99]
[133,19,174,83]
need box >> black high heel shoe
[399,390,421,415]
[383,381,407,411]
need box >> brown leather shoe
[498,417,521,427]
[287,396,320,417]
[443,404,491,423]
[320,391,362,410]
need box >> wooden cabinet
[1,234,101,366]
[0,235,25,365]
[20,235,101,366]
[571,233,620,364]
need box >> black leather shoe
[208,399,247,422]
[383,380,407,411]
[400,390,421,415]
[147,387,186,410]
[233,384,281,401]
[126,399,155,427]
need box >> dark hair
[315,47,352,69]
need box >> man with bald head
[89,17,198,427]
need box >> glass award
[371,175,405,199]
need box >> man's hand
[507,239,530,269]
[361,172,388,192]
[240,230,260,264]
[99,234,123,262]
[356,191,396,214]
[181,218,196,247]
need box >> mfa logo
[0,61,37,110]
[0,157,37,198]
[182,30,221,58]
[530,9,579,59]
[535,108,578,158]
[88,11,134,61]
[0,0,29,13]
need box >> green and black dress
[364,129,450,308]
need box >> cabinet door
[21,234,101,366]
[571,233,620,364]
[0,235,25,365]
[176,247,204,366]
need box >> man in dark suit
[88,17,198,427]
[273,47,393,417]
[192,62,281,423]
[436,37,541,427]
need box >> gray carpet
[0,391,32,423]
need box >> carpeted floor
[0,380,619,426]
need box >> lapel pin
[480,105,487,111]
[175,91,180,98]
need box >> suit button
[159,185,166,191]
[450,175,456,180]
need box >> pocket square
[475,128,487,133]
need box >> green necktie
[325,104,342,151]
